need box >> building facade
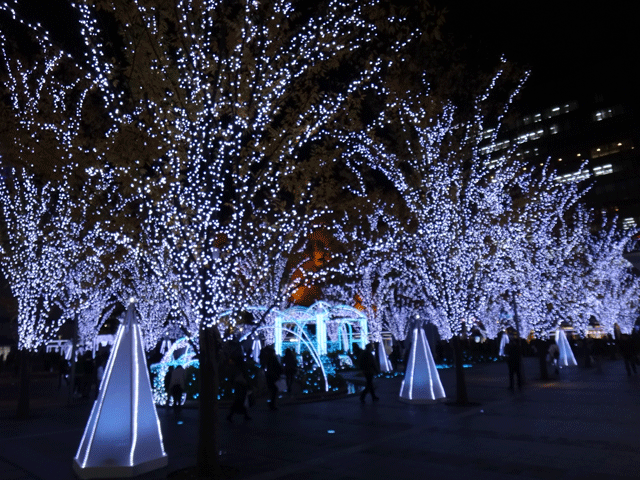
[489,95,640,229]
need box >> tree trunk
[68,317,78,404]
[16,348,30,419]
[536,339,549,381]
[197,325,220,478]
[451,335,469,405]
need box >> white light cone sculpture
[377,341,392,373]
[555,329,577,367]
[399,326,446,403]
[74,303,167,479]
[499,332,509,357]
[251,338,262,364]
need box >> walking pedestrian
[227,359,252,422]
[282,348,298,394]
[169,365,186,415]
[58,355,70,389]
[359,343,379,403]
[619,334,638,376]
[505,334,522,391]
[261,345,282,410]
[547,342,560,375]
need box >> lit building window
[592,164,613,176]
[591,139,633,159]
[480,128,495,141]
[479,139,510,155]
[555,169,591,183]
[516,129,544,145]
[592,106,622,122]
[544,102,577,119]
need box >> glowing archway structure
[247,324,330,392]
[399,325,446,404]
[274,301,368,357]
[74,303,167,479]
[150,337,199,406]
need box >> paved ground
[1,357,640,480]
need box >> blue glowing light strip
[130,324,139,466]
[141,333,167,455]
[244,325,329,391]
[420,328,435,399]
[407,328,418,400]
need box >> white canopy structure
[274,301,368,356]
[499,332,510,357]
[73,302,167,479]
[555,328,578,367]
[399,325,446,404]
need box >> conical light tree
[554,328,577,367]
[399,322,446,403]
[73,302,167,479]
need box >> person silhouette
[359,343,379,403]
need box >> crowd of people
[3,326,640,416]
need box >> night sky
[3,1,636,111]
[445,2,638,110]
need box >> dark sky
[2,1,636,110]
[445,2,638,110]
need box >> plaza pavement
[1,356,640,480]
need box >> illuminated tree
[116,250,175,352]
[531,207,594,337]
[596,273,640,335]
[386,280,433,348]
[345,214,401,341]
[487,165,587,339]
[0,168,75,349]
[340,60,532,404]
[581,219,640,336]
[0,167,78,416]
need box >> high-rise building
[491,95,640,229]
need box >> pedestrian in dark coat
[282,348,298,394]
[359,343,379,403]
[261,346,283,410]
[169,365,186,414]
[619,334,638,376]
[505,335,522,391]
[389,343,400,371]
[227,360,251,422]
